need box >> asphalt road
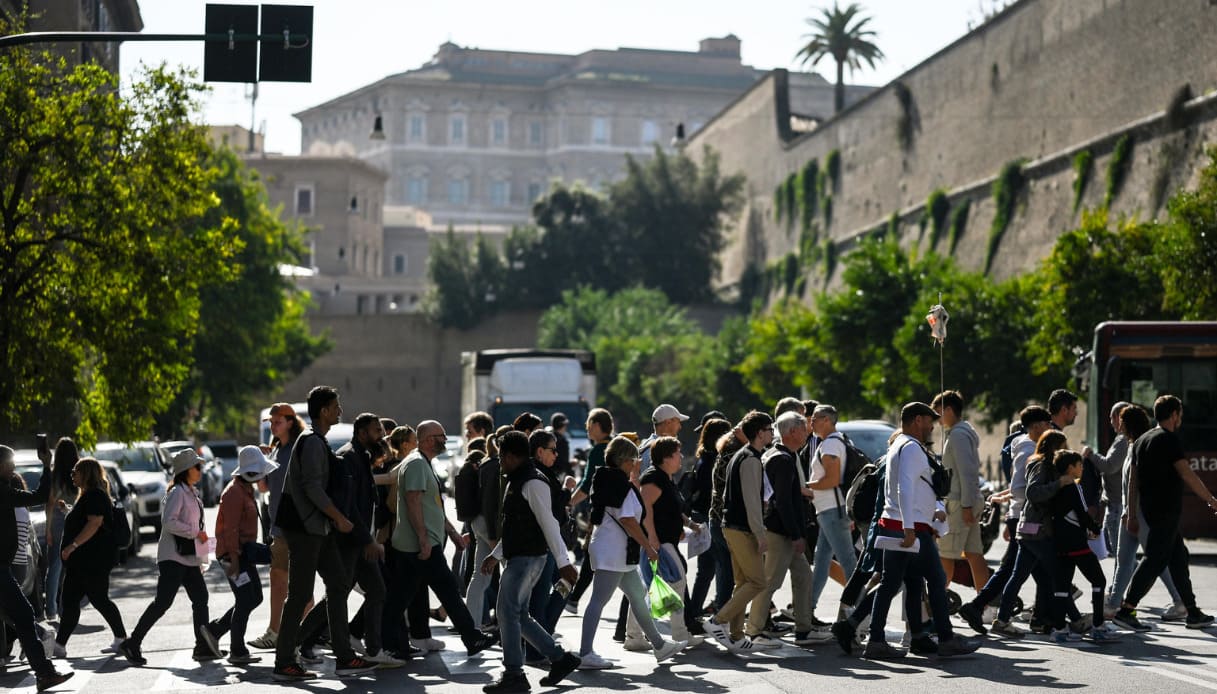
[5,507,1217,694]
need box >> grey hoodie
[942,420,982,508]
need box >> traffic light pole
[0,32,309,49]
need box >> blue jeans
[1103,498,1122,555]
[869,528,955,642]
[970,519,1020,609]
[709,520,734,610]
[498,555,565,673]
[812,510,857,608]
[1108,504,1181,608]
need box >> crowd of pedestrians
[3,385,1217,692]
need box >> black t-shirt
[1133,426,1186,518]
[63,487,112,567]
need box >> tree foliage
[154,148,331,438]
[536,287,727,429]
[0,44,241,442]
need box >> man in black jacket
[759,412,824,646]
[479,431,580,693]
[1,444,73,691]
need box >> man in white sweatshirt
[863,402,981,661]
[932,390,990,596]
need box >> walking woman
[578,436,685,669]
[687,417,732,622]
[201,446,279,664]
[624,436,703,650]
[44,437,78,623]
[249,402,306,650]
[54,457,128,658]
[119,449,217,666]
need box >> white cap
[233,445,279,482]
[652,404,690,424]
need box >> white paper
[874,534,920,553]
[233,570,252,587]
[685,524,712,558]
[762,471,774,503]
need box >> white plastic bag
[685,524,712,558]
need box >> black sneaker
[192,644,227,661]
[540,652,581,687]
[831,620,856,655]
[272,663,314,681]
[464,633,498,657]
[483,670,530,693]
[335,656,377,677]
[1113,608,1151,632]
[117,639,146,666]
[687,620,706,636]
[1186,610,1215,629]
[35,669,75,692]
[937,636,981,658]
[957,602,989,635]
[910,635,938,656]
[809,615,832,629]
[862,640,906,660]
[197,623,222,658]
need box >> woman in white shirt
[578,436,686,669]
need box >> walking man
[932,391,991,596]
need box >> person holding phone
[43,437,79,624]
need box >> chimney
[698,34,741,59]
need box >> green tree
[424,228,505,328]
[1158,148,1217,320]
[537,286,721,429]
[0,43,239,442]
[154,148,330,438]
[608,145,745,304]
[1026,209,1172,380]
[796,2,885,114]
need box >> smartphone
[36,433,48,454]
[556,578,573,598]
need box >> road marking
[6,655,99,693]
[1125,658,1217,692]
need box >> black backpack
[825,432,872,493]
[109,496,132,558]
[999,424,1025,483]
[846,459,884,524]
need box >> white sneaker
[680,635,706,647]
[653,639,686,663]
[101,637,124,654]
[704,619,731,647]
[578,651,614,669]
[409,637,446,652]
[248,630,277,649]
[726,636,761,654]
[1162,602,1188,621]
[364,650,405,668]
[750,636,783,650]
[622,637,651,652]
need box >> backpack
[454,460,481,522]
[892,438,952,500]
[109,496,132,556]
[825,432,872,492]
[846,459,883,524]
[999,424,1025,483]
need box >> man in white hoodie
[932,390,990,596]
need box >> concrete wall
[269,311,543,432]
[690,0,1217,289]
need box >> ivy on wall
[986,158,1027,273]
[1104,135,1133,209]
[924,189,950,250]
[1072,149,1093,214]
[948,198,970,255]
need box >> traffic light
[203,4,312,83]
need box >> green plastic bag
[648,560,684,619]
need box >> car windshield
[837,423,897,462]
[94,446,161,472]
[15,465,42,494]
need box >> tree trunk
[835,60,845,114]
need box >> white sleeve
[896,443,920,525]
[522,479,572,568]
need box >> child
[1049,450,1119,643]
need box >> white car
[92,442,169,533]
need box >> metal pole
[0,31,310,50]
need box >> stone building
[294,36,869,234]
[0,0,143,73]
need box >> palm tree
[796,2,884,114]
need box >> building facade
[1,0,143,73]
[295,36,860,233]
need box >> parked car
[206,439,241,480]
[836,419,899,463]
[159,441,223,506]
[91,442,169,533]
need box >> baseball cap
[694,410,726,432]
[901,401,941,423]
[652,404,690,424]
[263,402,297,420]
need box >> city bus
[1082,321,1217,539]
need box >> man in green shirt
[384,420,497,656]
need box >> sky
[120,0,1004,155]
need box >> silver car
[92,442,169,533]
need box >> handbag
[647,560,684,619]
[174,534,197,556]
[241,541,272,565]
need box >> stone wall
[689,0,1217,289]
